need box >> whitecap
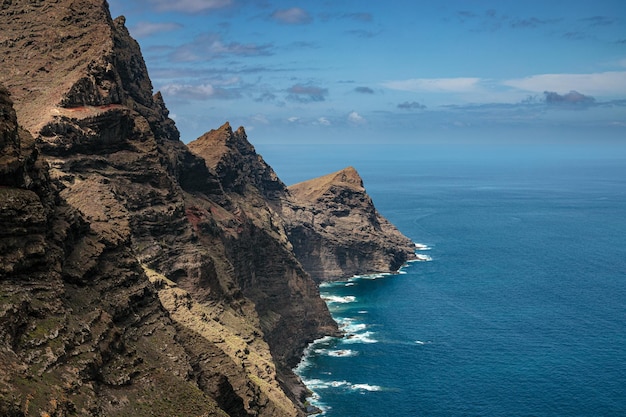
[414,243,432,251]
[342,322,367,333]
[331,380,350,388]
[322,295,356,304]
[352,384,382,392]
[415,254,433,262]
[415,340,425,345]
[343,331,378,344]
[327,349,357,357]
[351,272,391,281]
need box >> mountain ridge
[1,1,416,415]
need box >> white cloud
[160,83,240,100]
[170,33,273,62]
[287,116,300,123]
[503,71,626,96]
[382,77,481,93]
[317,117,331,126]
[348,111,366,124]
[130,21,183,38]
[147,0,232,13]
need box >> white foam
[415,254,433,262]
[342,322,367,333]
[415,340,425,345]
[322,295,356,304]
[305,379,381,392]
[294,336,337,374]
[350,272,391,281]
[327,349,358,357]
[343,331,378,344]
[352,384,382,392]
[414,243,432,250]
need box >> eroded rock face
[188,122,339,374]
[0,1,323,415]
[1,85,227,417]
[1,0,416,415]
[284,167,416,281]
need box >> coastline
[295,244,433,415]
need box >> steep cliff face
[1,85,228,417]
[1,0,416,415]
[285,167,416,281]
[188,123,338,375]
[1,1,326,415]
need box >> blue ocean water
[263,145,626,416]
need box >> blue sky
[107,0,626,146]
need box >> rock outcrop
[285,167,416,281]
[0,1,415,416]
[1,84,228,416]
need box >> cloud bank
[504,71,626,96]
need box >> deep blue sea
[261,144,626,417]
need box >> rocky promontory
[0,1,415,415]
[285,167,416,281]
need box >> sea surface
[261,144,626,417]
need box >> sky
[107,0,626,147]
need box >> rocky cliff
[0,1,415,416]
[285,167,416,281]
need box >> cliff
[285,167,416,281]
[0,1,415,415]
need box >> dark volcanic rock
[1,1,320,415]
[284,167,417,281]
[188,122,339,384]
[1,85,226,417]
[189,122,287,199]
[1,0,417,415]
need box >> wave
[343,330,378,344]
[303,379,382,392]
[294,336,337,373]
[350,272,393,281]
[415,254,433,262]
[327,349,358,357]
[414,243,432,250]
[352,384,382,392]
[322,295,356,304]
[341,322,367,334]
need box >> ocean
[261,144,626,417]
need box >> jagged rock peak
[0,0,171,138]
[189,121,287,198]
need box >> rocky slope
[285,167,416,281]
[0,0,415,415]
